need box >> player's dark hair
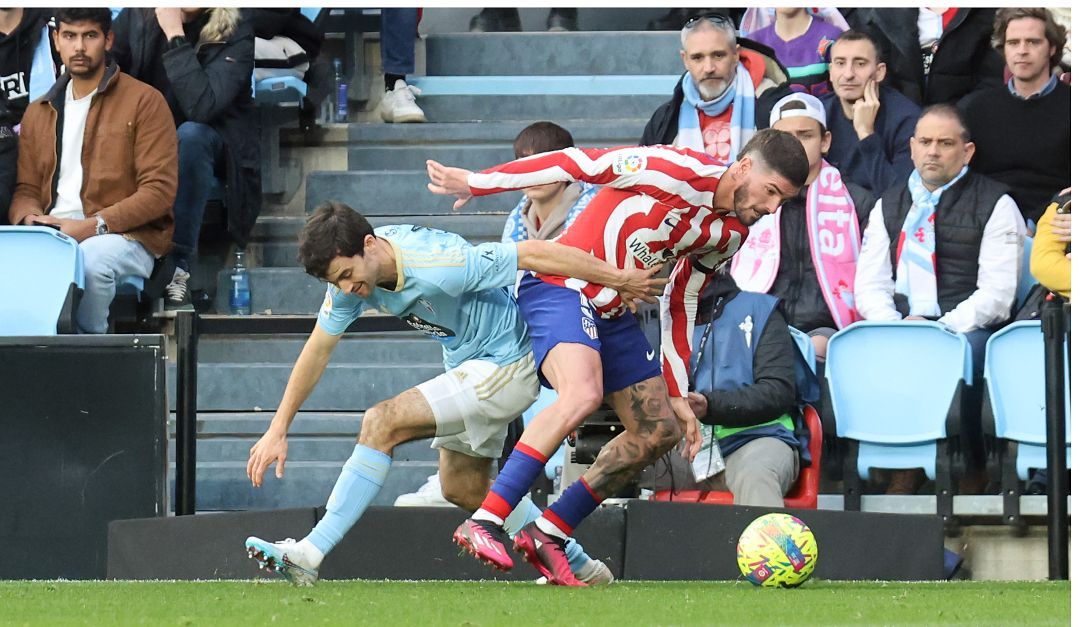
[55,8,112,35]
[918,103,971,143]
[299,201,374,279]
[834,28,883,65]
[513,121,575,159]
[737,129,810,189]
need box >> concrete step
[173,411,364,435]
[215,267,325,314]
[194,334,441,364]
[166,362,445,412]
[346,119,648,145]
[424,32,682,76]
[419,93,670,123]
[170,460,438,510]
[306,170,515,217]
[253,214,509,241]
[252,215,511,270]
[348,144,513,174]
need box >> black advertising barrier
[108,503,943,581]
[0,335,168,579]
[1041,296,1069,580]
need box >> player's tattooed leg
[583,377,680,497]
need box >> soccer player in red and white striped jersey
[427,132,808,583]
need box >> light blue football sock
[504,496,590,575]
[305,444,391,556]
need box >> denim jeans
[171,121,225,271]
[77,233,154,333]
[381,8,418,76]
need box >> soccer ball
[736,513,818,588]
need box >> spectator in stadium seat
[9,8,176,333]
[639,13,790,161]
[1030,189,1071,301]
[731,92,875,363]
[647,268,811,507]
[821,29,920,198]
[112,8,258,308]
[0,8,57,225]
[959,8,1071,226]
[744,8,844,98]
[840,8,1004,106]
[853,104,1024,493]
[377,8,426,124]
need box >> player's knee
[358,402,402,449]
[558,379,603,419]
[440,480,483,510]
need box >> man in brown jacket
[10,8,177,333]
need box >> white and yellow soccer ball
[736,513,818,588]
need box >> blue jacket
[822,85,920,197]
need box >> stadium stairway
[173,30,681,512]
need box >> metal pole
[1041,295,1068,580]
[175,310,199,516]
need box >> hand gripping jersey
[318,225,531,371]
[467,145,750,397]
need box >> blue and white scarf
[896,166,968,317]
[501,182,597,243]
[674,64,756,162]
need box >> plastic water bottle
[333,58,348,123]
[229,250,252,315]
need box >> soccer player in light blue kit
[244,201,662,585]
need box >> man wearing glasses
[640,14,789,163]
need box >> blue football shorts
[516,273,660,395]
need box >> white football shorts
[417,352,539,459]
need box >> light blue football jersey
[317,225,531,370]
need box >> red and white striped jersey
[468,145,748,398]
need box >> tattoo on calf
[586,378,679,497]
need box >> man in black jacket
[112,7,258,307]
[731,93,875,363]
[639,14,790,156]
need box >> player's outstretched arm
[430,146,722,210]
[515,239,667,312]
[247,324,341,488]
[426,160,474,209]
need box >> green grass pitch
[0,580,1069,626]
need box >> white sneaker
[535,558,615,586]
[576,558,615,585]
[393,472,455,507]
[245,536,321,586]
[165,267,191,308]
[379,79,426,123]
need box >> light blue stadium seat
[1015,235,1036,313]
[0,226,84,335]
[983,320,1071,526]
[789,326,815,375]
[300,7,321,21]
[826,320,972,523]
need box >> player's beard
[732,183,763,226]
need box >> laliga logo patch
[319,293,333,317]
[613,153,645,176]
